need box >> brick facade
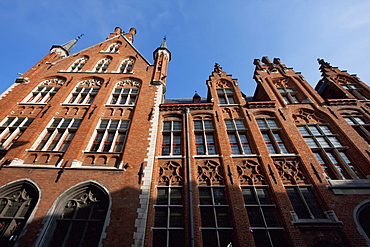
[0,27,369,247]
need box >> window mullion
[98,131,109,152]
[296,186,315,219]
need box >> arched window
[68,56,89,72]
[106,42,121,53]
[39,182,110,247]
[22,78,65,104]
[0,180,39,246]
[119,58,135,73]
[354,200,370,246]
[94,57,111,73]
[65,79,102,105]
[108,80,140,106]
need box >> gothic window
[225,118,252,155]
[285,186,325,220]
[0,117,34,150]
[23,85,60,104]
[35,118,81,152]
[68,56,89,72]
[89,119,130,153]
[341,83,368,100]
[194,117,217,155]
[242,186,288,247]
[109,87,138,105]
[153,187,184,247]
[298,124,363,179]
[94,57,111,73]
[161,120,182,156]
[119,58,134,73]
[106,42,121,53]
[217,88,235,104]
[0,181,39,246]
[343,115,370,144]
[257,118,289,154]
[354,200,370,246]
[198,186,234,247]
[41,183,109,247]
[278,87,299,104]
[66,86,100,105]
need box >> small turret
[152,37,171,85]
[50,34,83,58]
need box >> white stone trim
[132,85,163,247]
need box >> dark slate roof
[163,98,208,104]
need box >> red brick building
[0,27,369,247]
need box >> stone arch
[354,200,370,246]
[0,179,40,246]
[35,181,111,246]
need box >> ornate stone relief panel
[236,160,265,185]
[293,109,322,124]
[158,161,183,186]
[274,158,307,185]
[197,160,224,185]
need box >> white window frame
[106,42,121,53]
[22,85,60,104]
[118,58,134,73]
[194,118,217,155]
[0,117,34,150]
[225,119,252,155]
[108,87,138,106]
[94,57,111,73]
[67,56,89,72]
[298,124,362,179]
[161,120,182,156]
[257,118,289,154]
[34,118,81,152]
[216,88,235,105]
[88,119,130,153]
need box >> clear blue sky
[0,0,369,99]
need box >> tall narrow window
[43,183,109,247]
[94,57,111,73]
[90,119,130,153]
[67,86,100,105]
[225,119,252,155]
[242,186,288,247]
[0,181,39,246]
[298,124,363,179]
[194,118,217,155]
[119,58,135,73]
[278,87,299,104]
[36,118,81,152]
[153,187,184,247]
[68,56,89,72]
[0,117,34,150]
[162,120,182,156]
[109,87,138,105]
[343,115,370,144]
[217,88,235,104]
[199,186,234,247]
[285,186,325,220]
[257,118,289,154]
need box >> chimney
[125,27,137,43]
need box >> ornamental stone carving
[237,160,265,185]
[215,79,232,89]
[293,109,322,124]
[158,161,183,186]
[41,78,65,86]
[197,160,224,185]
[272,78,289,88]
[117,79,140,88]
[274,159,307,184]
[78,78,102,87]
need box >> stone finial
[214,63,222,74]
